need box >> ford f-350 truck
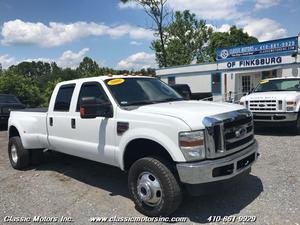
[8,76,258,216]
[240,77,300,133]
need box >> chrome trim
[203,109,254,159]
[253,112,298,122]
[249,100,278,112]
[176,140,258,184]
[226,130,253,143]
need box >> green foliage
[77,57,100,77]
[0,57,153,107]
[0,73,43,107]
[207,26,258,61]
[151,10,213,67]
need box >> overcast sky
[0,0,299,70]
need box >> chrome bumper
[253,112,298,122]
[176,141,258,184]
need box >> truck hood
[245,91,299,100]
[135,100,244,130]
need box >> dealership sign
[216,36,298,62]
[226,56,282,69]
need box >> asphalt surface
[0,127,299,225]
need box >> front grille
[204,109,255,159]
[249,100,277,111]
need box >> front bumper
[176,140,258,184]
[253,112,298,122]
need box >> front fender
[117,127,186,170]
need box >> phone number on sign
[207,216,257,223]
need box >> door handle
[71,118,76,129]
[49,117,53,126]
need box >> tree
[0,73,43,107]
[152,10,212,66]
[77,57,100,77]
[120,0,170,67]
[207,26,258,61]
[41,78,63,107]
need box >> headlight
[286,101,296,111]
[179,130,205,161]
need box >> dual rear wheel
[8,136,44,170]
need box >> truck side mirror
[79,97,113,119]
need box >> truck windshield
[254,79,300,92]
[105,78,183,106]
[0,95,20,103]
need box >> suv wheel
[128,157,182,216]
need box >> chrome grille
[204,109,255,159]
[249,100,277,111]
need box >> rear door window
[54,84,75,112]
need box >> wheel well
[9,126,20,139]
[123,139,174,171]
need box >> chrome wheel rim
[137,172,162,206]
[11,144,18,163]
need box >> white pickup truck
[240,77,300,133]
[8,75,258,216]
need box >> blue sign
[216,36,298,62]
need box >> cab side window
[54,84,75,112]
[76,82,110,111]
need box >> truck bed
[9,109,49,149]
[12,108,48,113]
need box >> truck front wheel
[128,157,182,216]
[8,137,30,170]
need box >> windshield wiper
[153,98,184,103]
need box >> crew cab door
[47,83,78,155]
[68,81,116,165]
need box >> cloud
[1,19,153,47]
[167,0,244,20]
[119,0,244,20]
[255,0,281,10]
[1,48,90,69]
[57,48,90,68]
[0,54,16,68]
[117,52,156,70]
[238,18,287,41]
[207,24,231,32]
[118,1,141,9]
[130,41,142,46]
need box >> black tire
[30,149,45,165]
[128,157,182,216]
[8,136,30,170]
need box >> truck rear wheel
[8,137,30,170]
[128,157,182,216]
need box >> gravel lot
[0,127,299,225]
